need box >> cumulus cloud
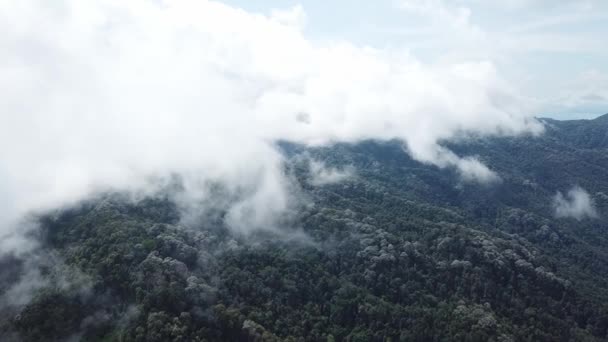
[0,0,543,248]
[553,186,598,220]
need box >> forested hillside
[1,115,608,341]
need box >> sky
[222,0,608,119]
[0,0,605,253]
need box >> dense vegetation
[1,114,608,341]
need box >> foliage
[2,114,608,341]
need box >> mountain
[1,115,608,341]
[541,113,608,149]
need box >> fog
[0,0,543,252]
[553,186,598,220]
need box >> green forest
[1,115,608,341]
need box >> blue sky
[220,0,608,119]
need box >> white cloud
[387,0,608,118]
[396,0,486,55]
[308,159,354,186]
[0,0,543,249]
[553,186,598,220]
[270,4,307,29]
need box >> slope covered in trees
[1,114,608,341]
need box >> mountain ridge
[1,114,608,341]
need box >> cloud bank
[553,186,598,220]
[0,0,543,247]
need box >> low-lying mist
[0,0,544,256]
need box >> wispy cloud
[383,0,608,116]
[553,186,598,220]
[308,159,354,186]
